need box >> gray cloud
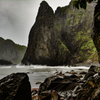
[0,0,71,46]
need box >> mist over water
[0,65,89,88]
[0,0,71,46]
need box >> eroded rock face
[93,1,100,63]
[38,90,60,100]
[76,65,100,100]
[76,74,100,100]
[38,75,80,96]
[0,37,26,64]
[0,73,31,100]
[22,0,97,66]
[22,1,72,66]
[84,65,97,80]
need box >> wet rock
[76,75,100,100]
[38,90,60,100]
[58,84,82,100]
[36,82,42,84]
[31,88,39,96]
[66,71,71,74]
[79,71,87,74]
[0,73,31,100]
[84,65,97,80]
[70,74,79,79]
[51,90,60,100]
[84,71,96,80]
[78,79,86,83]
[38,75,80,95]
[32,94,38,100]
[39,91,51,100]
[88,65,97,72]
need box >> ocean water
[0,65,89,88]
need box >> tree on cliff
[73,0,100,62]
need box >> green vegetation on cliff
[0,37,26,64]
[54,2,98,63]
[22,0,98,65]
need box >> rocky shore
[0,65,100,100]
[31,65,100,100]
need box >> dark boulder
[79,71,87,75]
[38,75,80,96]
[88,65,97,72]
[84,65,97,80]
[84,71,96,80]
[0,73,31,100]
[76,75,100,100]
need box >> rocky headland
[0,37,26,64]
[22,0,98,66]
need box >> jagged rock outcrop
[0,37,26,64]
[38,75,80,96]
[76,65,100,100]
[0,73,31,100]
[22,1,72,66]
[54,2,98,63]
[22,0,98,66]
[93,0,100,63]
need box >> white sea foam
[0,64,90,70]
[0,66,12,68]
[14,65,89,71]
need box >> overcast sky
[0,0,71,46]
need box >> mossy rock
[76,77,100,100]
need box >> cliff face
[93,1,100,63]
[22,1,72,65]
[54,2,98,63]
[0,37,26,64]
[22,1,98,65]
